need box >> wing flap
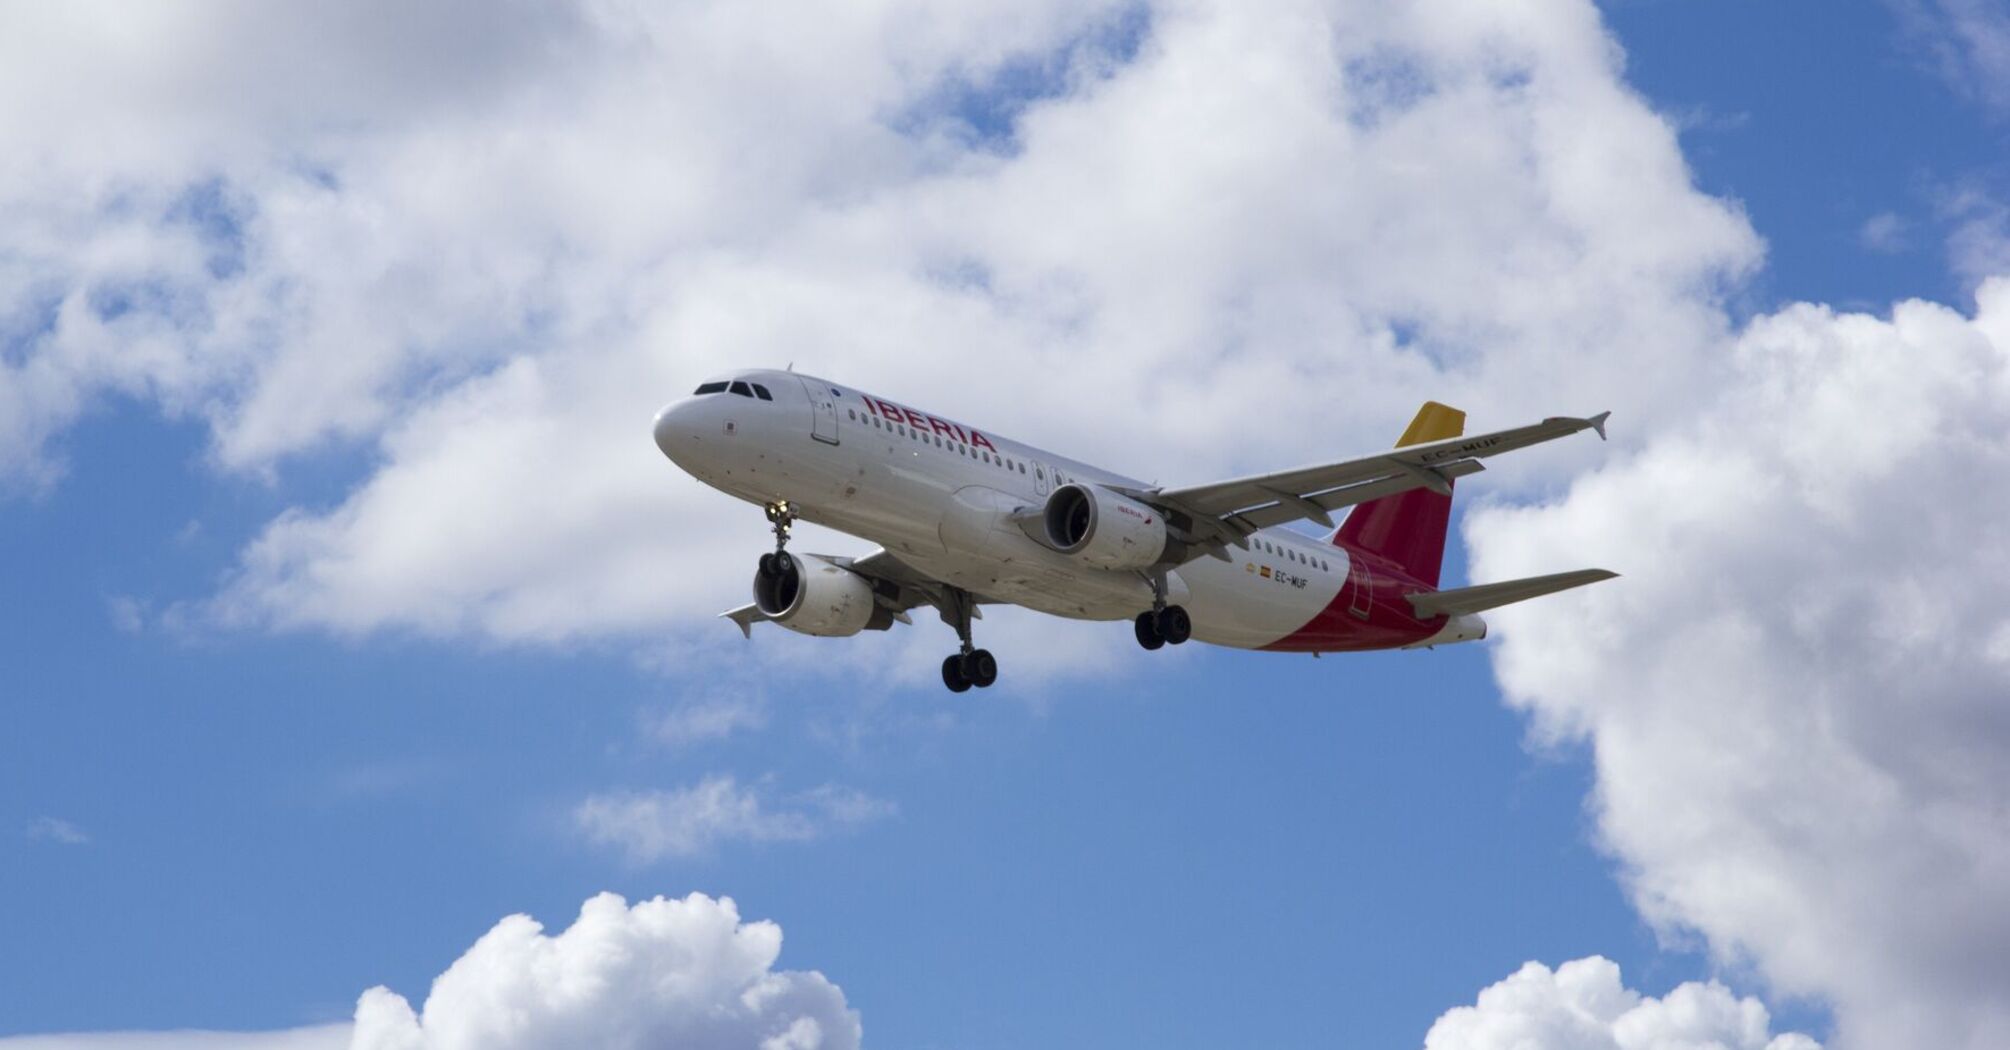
[1405,569,1618,618]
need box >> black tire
[1134,612,1165,651]
[759,552,779,577]
[1159,605,1192,646]
[962,649,999,688]
[942,655,972,693]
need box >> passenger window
[728,381,753,398]
[1036,468,1045,480]
[1018,463,1026,474]
[752,383,773,401]
[694,381,728,395]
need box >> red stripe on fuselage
[1261,542,1449,652]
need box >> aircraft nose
[652,400,694,460]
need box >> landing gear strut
[939,587,998,693]
[758,500,796,577]
[1135,572,1192,650]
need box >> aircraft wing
[721,548,986,637]
[1119,412,1609,560]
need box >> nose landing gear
[758,501,796,577]
[939,587,998,693]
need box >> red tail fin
[1333,402,1465,587]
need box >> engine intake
[1042,483,1168,571]
[752,553,893,637]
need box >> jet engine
[752,553,894,637]
[1042,483,1168,570]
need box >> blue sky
[5,3,2008,1049]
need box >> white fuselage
[654,370,1380,651]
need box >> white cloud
[1,893,856,1050]
[0,1029,348,1050]
[1857,212,1909,255]
[646,691,770,749]
[1467,280,2010,1050]
[1945,189,2010,290]
[1889,0,2010,112]
[25,816,89,845]
[1424,956,1818,1050]
[575,776,894,863]
[0,0,1756,653]
[350,892,857,1050]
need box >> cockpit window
[729,381,754,398]
[751,383,773,401]
[694,381,728,395]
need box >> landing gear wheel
[758,552,784,576]
[1134,612,1166,651]
[960,649,998,688]
[941,655,973,693]
[1157,605,1192,646]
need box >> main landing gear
[1134,574,1192,650]
[939,587,998,693]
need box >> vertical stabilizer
[1333,401,1465,587]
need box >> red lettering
[928,417,956,438]
[970,431,997,453]
[873,398,903,420]
[903,408,930,429]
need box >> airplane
[652,370,1616,692]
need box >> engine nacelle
[1042,483,1168,571]
[752,553,892,637]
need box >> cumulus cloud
[0,1029,347,1050]
[1424,956,1818,1050]
[351,892,857,1050]
[0,893,855,1050]
[575,776,894,863]
[0,0,1755,651]
[1467,281,2010,1050]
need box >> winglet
[1589,411,1611,441]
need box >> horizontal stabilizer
[721,603,770,639]
[1406,568,1617,618]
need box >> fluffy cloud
[0,1030,347,1050]
[0,893,856,1050]
[575,776,894,863]
[1467,281,2010,1050]
[351,892,857,1050]
[1424,956,1817,1050]
[0,0,1755,649]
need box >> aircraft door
[798,378,839,445]
[1034,461,1050,497]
